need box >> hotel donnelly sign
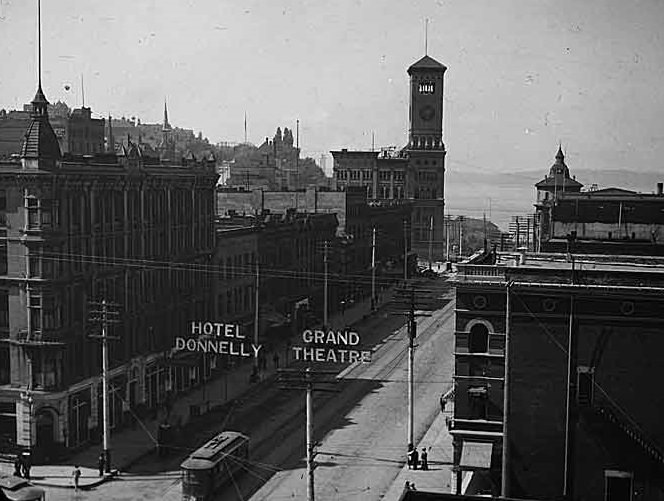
[174,322,262,358]
[291,328,371,364]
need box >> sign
[174,322,263,358]
[291,329,371,364]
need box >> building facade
[0,82,218,459]
[452,251,664,499]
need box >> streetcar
[180,431,250,501]
[0,473,46,501]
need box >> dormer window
[418,81,435,94]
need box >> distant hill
[446,168,664,230]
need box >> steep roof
[20,85,61,161]
[407,55,447,74]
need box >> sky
[2,0,664,184]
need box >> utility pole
[371,227,376,311]
[306,368,315,501]
[296,119,300,191]
[278,368,337,501]
[323,241,329,328]
[459,216,464,259]
[254,260,260,376]
[563,292,578,500]
[403,219,408,283]
[88,300,120,474]
[407,287,416,447]
[428,214,434,269]
[445,214,450,262]
[501,283,512,497]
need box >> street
[39,280,455,501]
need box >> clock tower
[405,54,447,262]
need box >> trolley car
[0,473,46,501]
[180,431,249,501]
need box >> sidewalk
[381,402,455,499]
[8,285,396,491]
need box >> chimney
[657,182,663,195]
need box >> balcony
[6,329,65,348]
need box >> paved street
[29,279,454,501]
[249,294,456,500]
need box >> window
[469,324,489,353]
[577,366,594,407]
[604,470,633,501]
[418,81,435,94]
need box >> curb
[30,469,119,490]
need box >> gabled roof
[20,85,61,161]
[407,55,447,74]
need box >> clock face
[419,105,435,121]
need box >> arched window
[469,323,489,353]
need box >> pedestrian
[13,455,22,477]
[404,481,411,490]
[406,443,414,469]
[21,452,31,480]
[273,352,279,369]
[98,453,105,477]
[412,447,419,470]
[72,465,81,491]
[421,448,428,470]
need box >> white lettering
[191,322,202,335]
[361,351,372,363]
[175,337,186,350]
[303,347,315,361]
[208,341,219,354]
[186,339,197,351]
[225,325,234,337]
[292,346,303,360]
[302,330,313,343]
[349,350,360,363]
[336,330,347,344]
[202,322,213,336]
[348,331,360,345]
[219,341,229,355]
[197,340,208,353]
[251,344,262,358]
[235,325,245,339]
[214,323,224,337]
[326,350,338,363]
[314,330,325,343]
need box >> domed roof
[548,145,569,178]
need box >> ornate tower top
[163,99,172,132]
[20,0,61,165]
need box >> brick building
[0,79,217,459]
[332,54,447,261]
[534,147,664,255]
[0,103,104,158]
[217,186,411,307]
[213,211,337,343]
[451,251,664,499]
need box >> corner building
[0,82,217,458]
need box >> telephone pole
[88,300,120,474]
[371,227,376,311]
[445,214,450,262]
[323,241,329,328]
[278,368,337,501]
[407,287,416,446]
[428,214,434,269]
[403,219,408,282]
[254,260,260,376]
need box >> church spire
[163,98,171,131]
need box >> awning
[460,440,493,469]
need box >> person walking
[13,455,22,477]
[21,452,31,479]
[72,465,81,491]
[412,447,419,470]
[98,453,105,477]
[407,443,414,469]
[421,448,429,470]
